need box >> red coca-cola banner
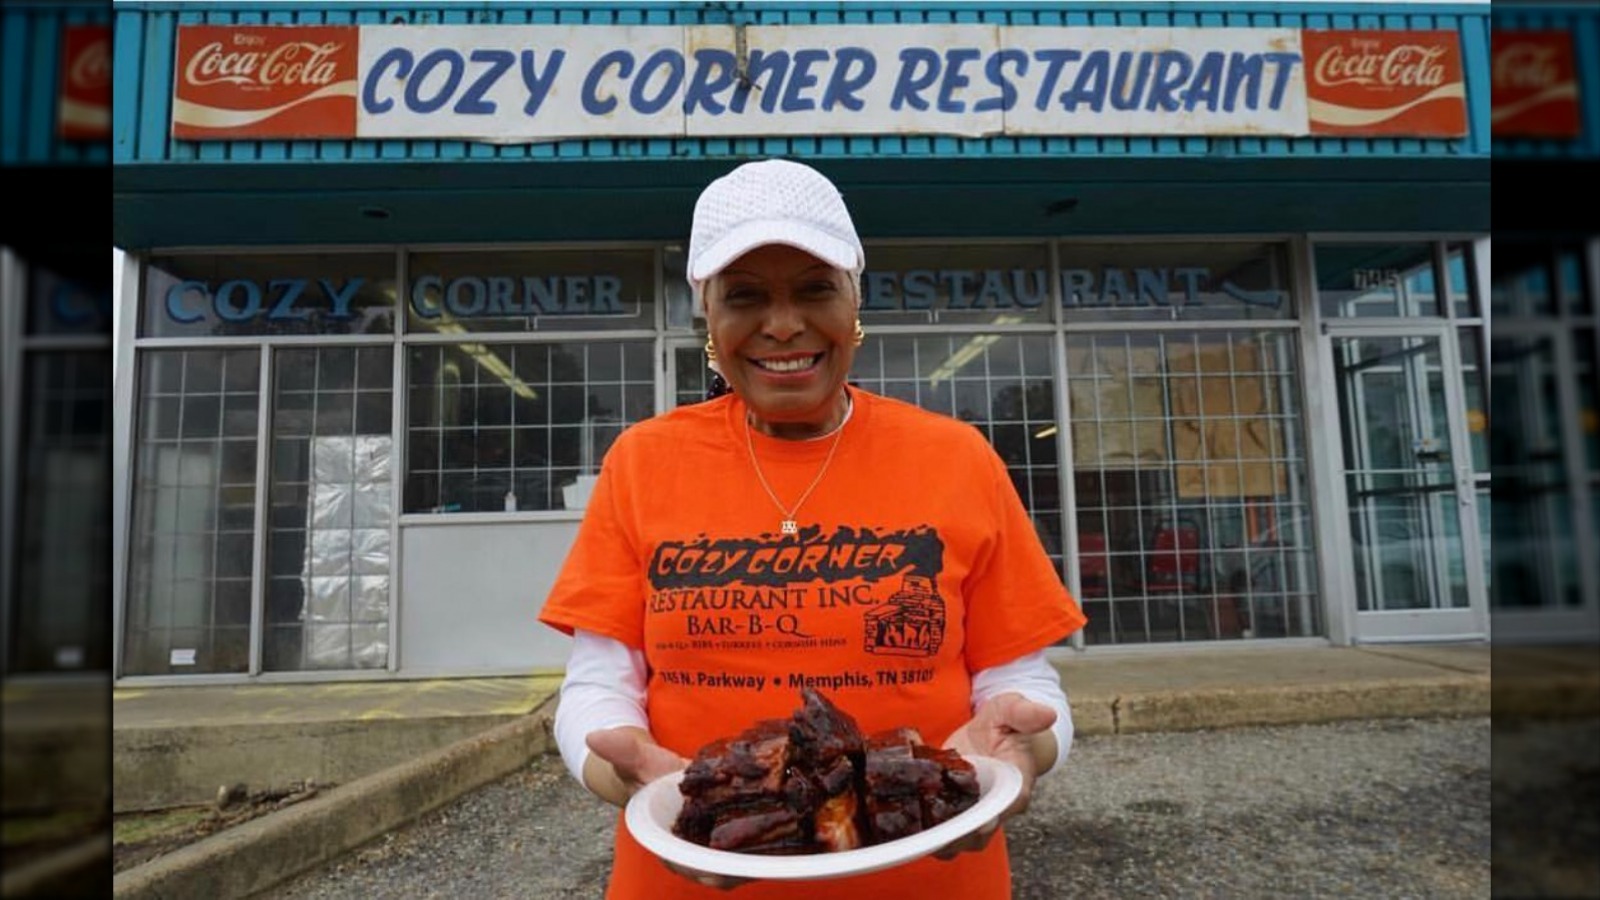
[59,25,111,140]
[1491,31,1581,139]
[172,25,358,139]
[1303,30,1467,137]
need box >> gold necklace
[744,403,849,536]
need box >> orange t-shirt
[540,388,1087,900]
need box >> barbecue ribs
[671,688,981,854]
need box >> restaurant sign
[60,25,111,139]
[1301,30,1467,136]
[1490,31,1581,139]
[156,264,1277,329]
[170,24,1469,141]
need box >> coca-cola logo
[68,37,110,90]
[1314,42,1450,89]
[184,38,343,89]
[1494,44,1561,91]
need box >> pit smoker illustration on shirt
[865,574,945,658]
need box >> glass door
[1329,327,1488,640]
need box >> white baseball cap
[687,159,865,307]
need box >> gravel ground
[1489,716,1600,898]
[268,717,1493,900]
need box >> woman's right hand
[583,726,687,804]
[584,728,748,891]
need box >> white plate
[624,755,1022,881]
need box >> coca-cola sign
[172,26,358,139]
[1303,30,1467,137]
[1491,31,1581,139]
[59,26,111,140]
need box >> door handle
[1457,467,1475,506]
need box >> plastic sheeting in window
[301,435,392,668]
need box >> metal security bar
[404,341,655,514]
[850,333,1066,580]
[1064,330,1315,644]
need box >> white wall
[399,519,580,675]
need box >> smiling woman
[539,158,1086,900]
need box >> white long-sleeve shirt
[554,628,1075,791]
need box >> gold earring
[705,336,717,363]
[852,319,865,347]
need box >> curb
[113,712,527,813]
[3,722,109,815]
[1,833,111,898]
[1493,674,1600,719]
[1071,674,1491,736]
[112,705,554,900]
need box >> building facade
[108,1,1503,682]
[1488,3,1600,643]
[2,0,112,678]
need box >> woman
[539,159,1087,899]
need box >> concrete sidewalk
[1062,641,1497,734]
[110,641,1594,900]
[113,673,564,811]
[109,642,1507,809]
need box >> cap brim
[688,219,859,283]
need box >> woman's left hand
[933,693,1058,860]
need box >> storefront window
[674,343,714,407]
[405,248,655,334]
[1490,332,1564,606]
[141,253,396,338]
[1578,330,1599,473]
[11,351,111,672]
[1315,243,1441,318]
[27,264,111,336]
[1445,243,1481,320]
[857,243,1054,327]
[1066,331,1314,644]
[1558,247,1593,315]
[849,334,1064,575]
[10,263,111,673]
[405,341,654,513]
[1459,328,1490,474]
[264,347,394,671]
[1490,246,1552,318]
[123,349,260,675]
[663,245,696,330]
[119,234,1525,677]
[1058,242,1291,323]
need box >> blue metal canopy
[108,1,1495,248]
